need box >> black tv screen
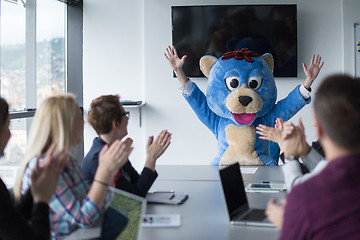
[172,5,297,77]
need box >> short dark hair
[0,97,9,129]
[88,95,124,134]
[314,74,360,151]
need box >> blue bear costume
[183,49,310,166]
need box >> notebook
[219,162,274,227]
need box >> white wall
[83,0,358,170]
[83,0,145,169]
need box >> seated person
[0,97,66,240]
[82,95,171,197]
[265,74,360,239]
[13,94,132,239]
[256,118,326,191]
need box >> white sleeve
[299,84,311,100]
[282,161,303,191]
[299,148,324,171]
[282,160,328,192]
[179,79,193,95]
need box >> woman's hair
[0,97,9,129]
[14,94,78,200]
[88,94,124,134]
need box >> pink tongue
[231,113,256,125]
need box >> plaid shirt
[22,157,112,240]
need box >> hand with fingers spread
[256,118,285,143]
[30,143,67,204]
[145,130,172,171]
[164,45,189,86]
[302,55,324,90]
[266,198,287,229]
[257,118,311,159]
[96,138,133,185]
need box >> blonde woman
[0,97,66,240]
[14,94,132,239]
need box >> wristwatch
[285,155,297,162]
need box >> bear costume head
[200,48,276,126]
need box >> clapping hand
[145,130,172,171]
[97,138,133,185]
[256,118,286,143]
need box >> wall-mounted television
[172,5,297,77]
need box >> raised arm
[302,55,324,90]
[164,45,189,86]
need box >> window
[0,0,82,187]
[0,0,26,111]
[36,0,66,105]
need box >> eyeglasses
[120,111,130,118]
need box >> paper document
[240,167,258,174]
[141,214,181,227]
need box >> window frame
[4,0,84,157]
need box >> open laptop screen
[219,163,249,219]
[108,187,146,240]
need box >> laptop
[219,162,274,227]
[106,187,147,240]
[65,187,146,240]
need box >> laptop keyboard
[241,209,266,221]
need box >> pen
[262,181,270,184]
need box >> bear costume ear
[200,56,218,77]
[261,53,274,73]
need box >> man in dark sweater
[82,95,171,197]
[266,74,360,239]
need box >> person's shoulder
[91,137,106,149]
[83,137,104,161]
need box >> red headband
[221,48,259,62]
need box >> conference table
[137,165,286,240]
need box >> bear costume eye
[247,76,263,91]
[225,76,240,91]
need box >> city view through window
[0,0,66,186]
